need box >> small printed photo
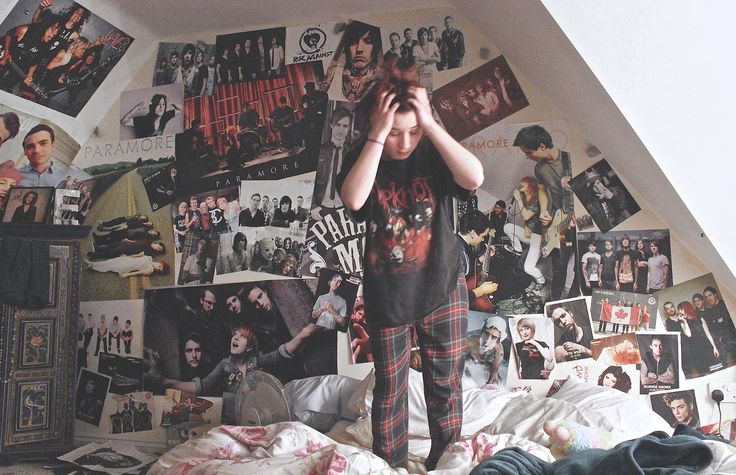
[243,226,305,278]
[238,175,313,232]
[97,353,144,395]
[76,369,111,426]
[655,273,736,378]
[636,333,680,394]
[160,389,215,427]
[569,159,640,233]
[464,312,512,389]
[591,289,658,336]
[108,391,155,434]
[78,300,144,375]
[432,56,529,141]
[311,268,360,332]
[1,187,54,224]
[592,364,637,395]
[142,163,178,211]
[53,188,81,225]
[575,214,595,231]
[577,229,672,295]
[649,389,701,430]
[285,23,340,65]
[347,295,371,364]
[510,316,555,380]
[215,27,287,84]
[165,421,214,450]
[173,186,240,253]
[178,233,220,285]
[590,333,641,366]
[59,441,156,475]
[153,41,217,97]
[119,83,185,140]
[545,298,594,363]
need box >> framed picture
[1,187,54,224]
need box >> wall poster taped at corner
[0,0,134,116]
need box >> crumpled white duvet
[148,422,553,475]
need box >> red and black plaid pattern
[369,274,468,469]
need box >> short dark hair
[170,50,179,58]
[183,332,203,348]
[23,124,55,148]
[331,107,352,127]
[149,94,167,115]
[464,210,489,236]
[0,112,20,139]
[703,286,718,296]
[279,195,292,208]
[279,96,287,104]
[494,200,506,209]
[182,43,196,57]
[403,27,412,34]
[662,391,692,406]
[513,125,553,150]
[389,32,400,40]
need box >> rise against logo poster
[285,23,340,65]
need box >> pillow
[284,374,361,431]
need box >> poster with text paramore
[0,0,134,116]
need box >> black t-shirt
[340,139,469,327]
[600,252,617,281]
[133,109,176,138]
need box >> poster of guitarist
[0,0,133,117]
[513,124,577,302]
[268,95,301,150]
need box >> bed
[149,371,736,474]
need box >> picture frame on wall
[1,187,54,224]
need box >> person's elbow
[460,170,484,191]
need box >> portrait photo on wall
[152,41,216,97]
[1,186,53,223]
[285,23,340,65]
[577,229,672,296]
[53,187,80,224]
[215,27,286,84]
[0,104,82,189]
[108,391,154,434]
[510,315,555,380]
[97,353,144,395]
[590,364,637,395]
[174,61,325,195]
[464,312,512,390]
[0,0,134,116]
[636,332,679,394]
[591,288,658,336]
[569,158,640,233]
[75,368,110,426]
[590,332,641,367]
[178,233,219,286]
[172,185,240,254]
[119,83,184,140]
[321,19,382,103]
[654,273,735,379]
[141,162,177,211]
[58,440,156,475]
[238,225,305,278]
[311,268,360,332]
[649,388,701,430]
[142,281,336,423]
[432,56,529,142]
[347,295,372,364]
[544,297,594,363]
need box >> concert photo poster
[653,273,736,379]
[464,311,512,390]
[0,0,134,117]
[153,41,216,97]
[576,229,672,296]
[432,55,529,142]
[174,60,325,196]
[285,23,340,65]
[569,158,640,233]
[119,83,184,141]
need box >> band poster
[0,0,134,116]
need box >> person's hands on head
[406,86,435,129]
[369,90,399,142]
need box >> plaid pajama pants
[368,273,469,470]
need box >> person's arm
[537,186,552,225]
[121,101,147,127]
[120,266,154,278]
[659,361,676,384]
[662,262,670,288]
[582,259,590,288]
[701,319,720,358]
[532,340,554,362]
[679,317,692,338]
[498,76,513,108]
[32,1,52,23]
[640,359,657,384]
[614,258,621,291]
[340,90,399,211]
[407,86,483,190]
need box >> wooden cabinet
[0,226,88,462]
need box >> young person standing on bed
[339,61,484,470]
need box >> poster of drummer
[174,61,325,195]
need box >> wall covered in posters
[1,2,732,448]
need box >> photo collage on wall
[0,0,730,452]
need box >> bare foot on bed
[544,420,613,459]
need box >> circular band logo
[299,28,326,54]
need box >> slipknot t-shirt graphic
[367,176,435,274]
[341,139,469,327]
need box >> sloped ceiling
[457,0,735,294]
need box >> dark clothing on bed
[469,424,718,475]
